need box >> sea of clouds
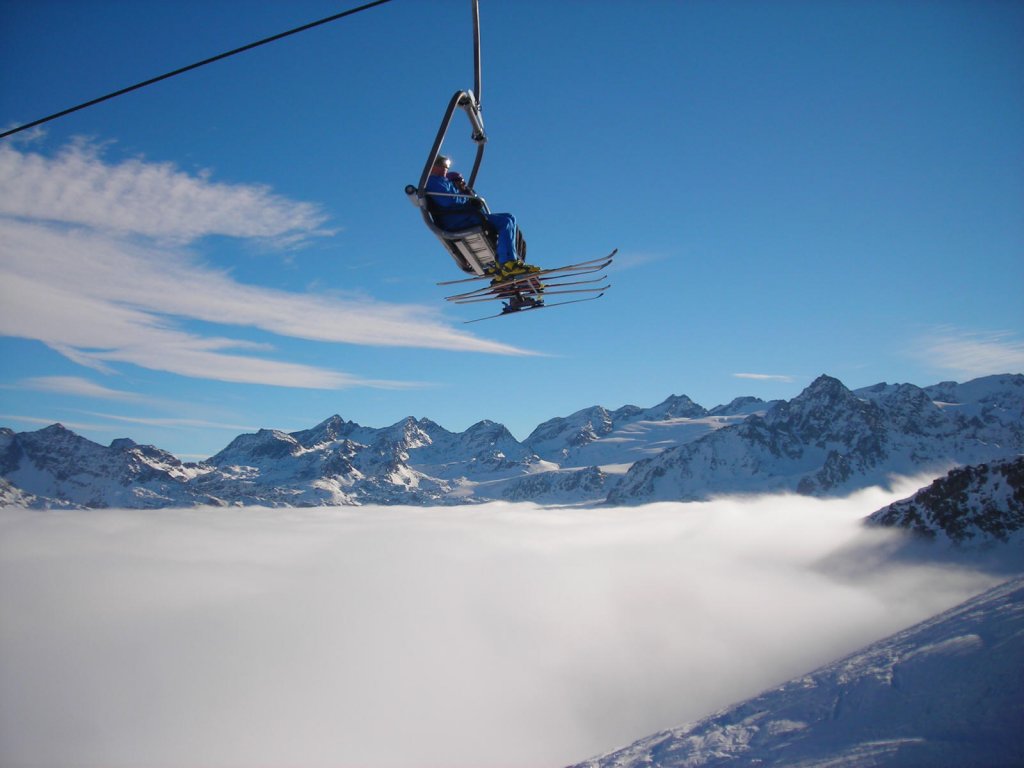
[0,479,1002,768]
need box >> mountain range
[2,373,1021,510]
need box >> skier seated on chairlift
[426,155,540,281]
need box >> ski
[443,275,609,302]
[437,252,613,286]
[442,259,613,300]
[436,249,617,287]
[464,293,607,323]
[449,284,610,305]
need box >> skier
[425,155,538,280]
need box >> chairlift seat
[406,185,498,275]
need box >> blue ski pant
[486,213,518,264]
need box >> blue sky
[1,0,1021,459]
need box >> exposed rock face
[868,456,1024,543]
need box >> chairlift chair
[405,89,526,277]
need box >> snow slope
[571,576,1024,768]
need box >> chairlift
[405,1,612,322]
[404,0,523,277]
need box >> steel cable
[0,0,394,140]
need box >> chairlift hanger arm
[472,0,483,107]
[405,0,503,279]
[416,89,487,193]
[415,0,486,191]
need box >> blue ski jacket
[425,173,483,231]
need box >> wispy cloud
[80,411,257,432]
[21,376,148,401]
[0,142,533,389]
[0,141,332,245]
[733,372,796,383]
[0,414,119,432]
[917,328,1024,378]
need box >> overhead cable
[0,0,395,140]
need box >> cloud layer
[0,488,999,767]
[0,142,530,390]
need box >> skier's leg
[486,213,518,264]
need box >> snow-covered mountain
[196,415,542,506]
[0,394,772,508]
[570,576,1024,768]
[608,374,1023,504]
[0,413,554,508]
[0,424,207,508]
[868,455,1024,544]
[523,394,730,466]
[2,374,1021,509]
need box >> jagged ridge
[2,374,1021,509]
[608,374,1023,504]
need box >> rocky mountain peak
[24,423,82,449]
[765,375,882,445]
[210,428,301,465]
[290,414,356,448]
[647,394,707,420]
[109,437,138,452]
[794,374,853,405]
[707,396,767,417]
[465,419,505,436]
[16,423,97,458]
[384,415,436,449]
